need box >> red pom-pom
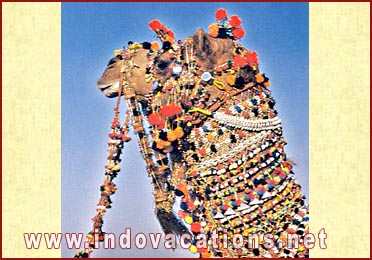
[215,8,228,20]
[233,54,247,70]
[198,148,206,156]
[148,113,164,126]
[229,15,242,27]
[148,20,162,31]
[191,222,201,233]
[246,51,259,66]
[232,27,245,39]
[160,103,182,117]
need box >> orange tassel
[167,131,177,142]
[264,80,270,87]
[151,41,160,51]
[255,73,265,83]
[226,74,235,86]
[165,36,174,44]
[208,23,219,37]
[156,140,170,149]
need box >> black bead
[175,189,184,197]
[162,41,172,50]
[192,153,199,162]
[235,76,245,89]
[230,134,237,143]
[142,42,151,49]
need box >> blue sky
[62,2,308,257]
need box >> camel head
[97,28,256,102]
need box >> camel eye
[107,58,117,66]
[107,56,122,66]
[157,61,169,70]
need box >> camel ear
[193,28,213,62]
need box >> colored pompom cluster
[159,103,182,117]
[148,19,175,44]
[209,8,246,40]
[233,50,259,70]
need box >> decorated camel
[75,9,309,258]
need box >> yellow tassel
[112,165,120,172]
[213,79,226,91]
[188,107,212,116]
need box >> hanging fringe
[73,53,132,257]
